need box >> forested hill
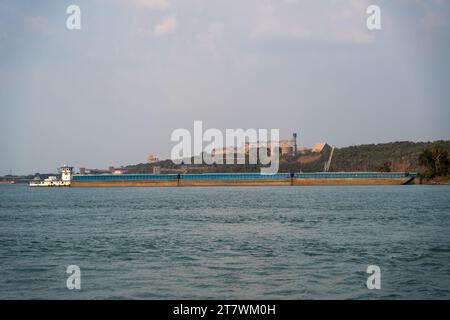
[126,140,450,174]
[294,140,450,173]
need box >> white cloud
[249,0,374,45]
[249,3,309,40]
[153,15,177,36]
[128,0,176,37]
[129,0,169,10]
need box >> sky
[0,0,449,174]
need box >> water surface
[0,185,449,299]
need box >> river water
[0,184,449,299]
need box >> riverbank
[419,176,450,185]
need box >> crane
[324,145,335,172]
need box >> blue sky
[0,0,449,174]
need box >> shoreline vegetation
[419,176,450,185]
[1,140,449,185]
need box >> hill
[125,140,450,174]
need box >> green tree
[419,145,449,178]
[379,162,391,172]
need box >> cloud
[153,15,177,36]
[129,0,169,10]
[249,3,309,40]
[127,0,176,37]
[248,0,374,45]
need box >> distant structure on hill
[312,142,331,153]
[211,134,299,157]
[79,167,111,175]
[78,166,127,175]
[111,168,128,175]
[153,166,161,174]
[293,133,298,154]
[210,138,331,157]
[147,155,160,163]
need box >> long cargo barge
[70,172,416,187]
[0,181,16,185]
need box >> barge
[29,166,416,187]
[0,181,16,185]
[71,172,416,187]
